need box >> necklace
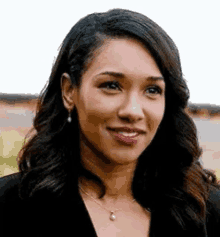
[78,184,137,221]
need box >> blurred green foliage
[0,130,24,176]
[0,129,220,181]
[215,169,220,181]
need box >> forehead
[82,38,163,81]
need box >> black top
[0,172,220,237]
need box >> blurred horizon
[1,92,220,108]
[1,92,220,178]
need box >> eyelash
[99,81,163,95]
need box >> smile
[117,131,139,137]
[107,128,141,145]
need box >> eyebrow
[96,71,165,82]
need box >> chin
[105,153,139,165]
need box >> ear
[61,73,75,111]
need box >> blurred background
[1,0,220,178]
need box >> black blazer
[1,172,220,237]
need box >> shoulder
[0,172,21,202]
[0,173,97,237]
[206,184,220,236]
[208,185,220,214]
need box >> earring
[67,110,72,123]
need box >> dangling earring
[67,109,72,123]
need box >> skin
[61,38,165,208]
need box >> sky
[0,0,220,105]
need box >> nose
[118,94,144,122]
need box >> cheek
[146,101,165,130]
[77,92,118,128]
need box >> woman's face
[71,38,165,165]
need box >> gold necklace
[78,184,137,221]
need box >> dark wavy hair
[18,8,220,235]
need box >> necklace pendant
[67,116,72,123]
[110,211,116,221]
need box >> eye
[99,81,121,91]
[145,86,162,96]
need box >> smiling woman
[0,8,220,237]
[62,38,165,168]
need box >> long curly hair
[18,8,220,236]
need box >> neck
[78,135,137,203]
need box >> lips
[107,127,142,145]
[107,127,146,134]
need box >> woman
[1,8,220,237]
